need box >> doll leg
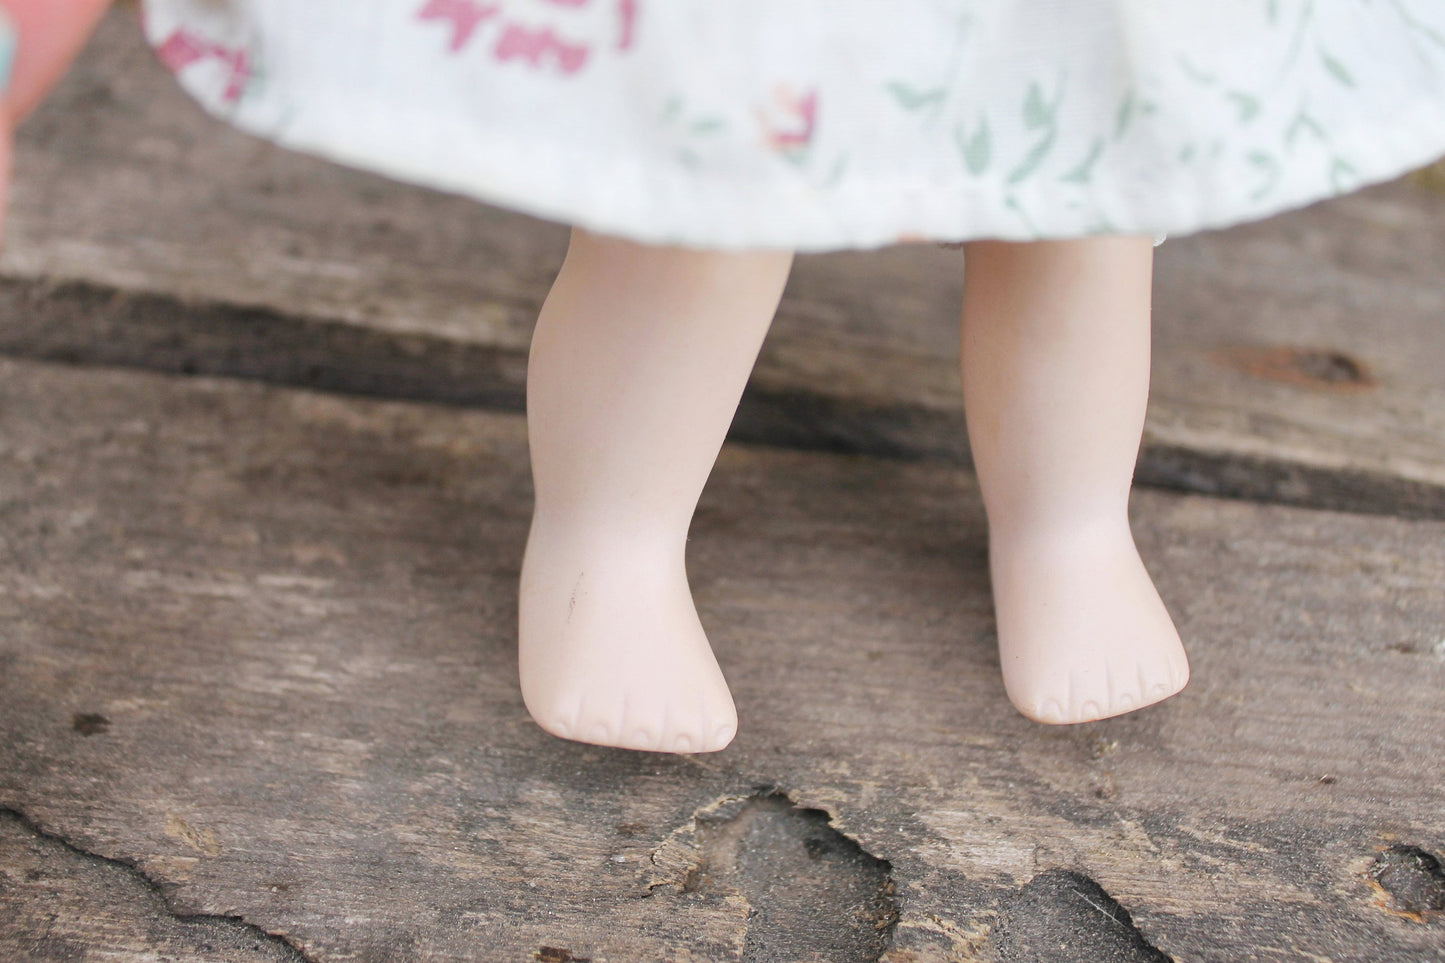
[0,1,112,121]
[960,237,1188,724]
[520,229,793,753]
[0,0,112,241]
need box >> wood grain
[4,12,1445,518]
[1,356,1441,961]
[0,809,305,962]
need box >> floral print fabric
[141,0,1445,251]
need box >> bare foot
[988,522,1189,724]
[517,526,737,753]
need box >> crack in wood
[4,276,1444,522]
[0,806,315,963]
[1136,445,1445,521]
[0,278,529,413]
[990,869,1173,963]
[649,790,899,962]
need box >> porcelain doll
[4,0,1444,754]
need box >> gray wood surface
[4,8,1444,962]
[0,809,305,962]
[2,357,1442,962]
[5,11,1445,519]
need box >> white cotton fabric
[141,0,1445,251]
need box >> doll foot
[989,522,1189,725]
[518,530,737,753]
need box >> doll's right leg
[0,0,112,240]
[0,1,111,121]
[960,237,1189,724]
[520,229,793,753]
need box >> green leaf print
[1004,195,1041,238]
[1247,150,1281,201]
[1276,0,1314,81]
[1330,157,1359,192]
[1177,55,1217,87]
[1023,82,1055,129]
[1061,138,1104,184]
[1009,78,1064,184]
[1008,128,1056,185]
[688,117,726,135]
[886,82,946,113]
[954,117,991,175]
[659,94,726,171]
[1226,91,1261,123]
[1387,0,1445,53]
[1114,91,1135,141]
[1285,109,1327,149]
[1319,49,1356,87]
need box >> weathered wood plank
[5,12,1445,518]
[0,809,305,962]
[1,356,1442,962]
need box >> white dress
[140,0,1445,251]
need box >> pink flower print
[758,86,818,154]
[417,0,500,53]
[415,0,635,74]
[155,28,252,104]
[155,29,209,71]
[493,23,590,74]
[617,0,637,50]
[219,49,251,103]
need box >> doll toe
[1170,660,1191,691]
[1035,699,1066,724]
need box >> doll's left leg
[960,236,1189,724]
